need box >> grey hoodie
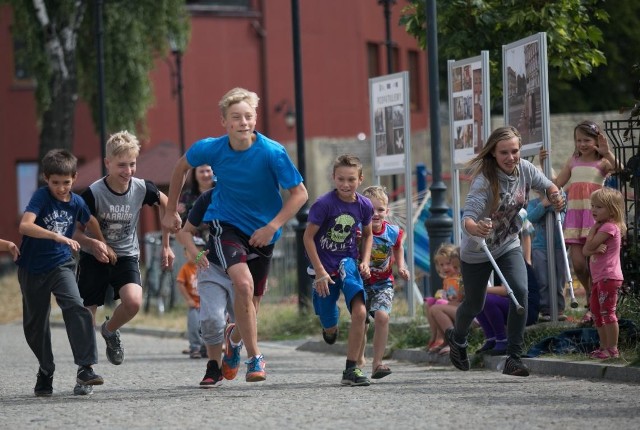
[460,159,552,264]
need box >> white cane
[473,218,525,315]
[554,211,579,308]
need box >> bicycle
[142,234,176,315]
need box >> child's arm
[176,221,209,270]
[303,222,335,297]
[487,285,508,297]
[538,148,558,182]
[250,183,308,248]
[85,216,117,264]
[553,157,572,188]
[19,212,80,252]
[158,191,176,270]
[0,239,20,261]
[392,232,409,281]
[583,223,610,256]
[597,133,623,173]
[359,223,373,279]
[163,156,194,231]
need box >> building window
[408,50,422,111]
[13,38,32,82]
[186,0,251,10]
[392,47,400,74]
[16,162,39,216]
[367,42,380,78]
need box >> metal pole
[175,50,186,155]
[96,0,107,176]
[291,0,310,313]
[379,0,397,198]
[424,0,453,295]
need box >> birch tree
[4,0,189,161]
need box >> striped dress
[563,157,607,244]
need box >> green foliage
[400,0,608,109]
[3,0,189,139]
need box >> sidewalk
[297,339,640,384]
[54,320,640,385]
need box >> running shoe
[76,366,104,386]
[200,360,223,388]
[102,318,124,365]
[445,328,470,371]
[503,355,530,377]
[221,323,243,380]
[341,367,370,386]
[34,369,53,397]
[245,354,266,382]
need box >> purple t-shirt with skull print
[307,190,373,274]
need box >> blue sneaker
[245,354,266,382]
[221,323,243,380]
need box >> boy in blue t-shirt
[163,88,308,382]
[303,154,374,386]
[16,149,112,397]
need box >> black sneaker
[77,366,104,386]
[34,369,53,397]
[445,328,470,371]
[341,367,370,386]
[73,384,93,396]
[200,360,223,388]
[102,319,124,365]
[322,328,338,345]
[503,355,530,377]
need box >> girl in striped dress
[553,121,619,322]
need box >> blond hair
[362,185,389,206]
[433,243,460,278]
[106,130,140,158]
[590,188,627,236]
[218,87,259,117]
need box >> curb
[50,320,186,339]
[297,340,640,384]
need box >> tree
[400,0,608,111]
[548,0,640,113]
[4,0,189,164]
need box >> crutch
[473,218,525,315]
[554,211,579,308]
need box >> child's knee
[200,318,225,344]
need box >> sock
[346,359,357,370]
[228,327,242,347]
[494,339,507,351]
[102,321,114,337]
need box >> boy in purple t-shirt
[303,154,374,386]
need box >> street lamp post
[169,38,186,155]
[424,0,453,295]
[378,0,397,198]
[291,0,310,313]
[95,0,107,176]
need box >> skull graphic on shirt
[328,213,355,243]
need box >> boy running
[75,130,175,366]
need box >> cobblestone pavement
[1,322,639,429]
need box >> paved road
[1,322,639,429]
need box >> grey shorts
[198,263,234,345]
[365,286,394,317]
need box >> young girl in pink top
[583,188,626,359]
[553,121,619,322]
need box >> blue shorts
[311,257,366,329]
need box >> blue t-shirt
[307,190,373,274]
[186,132,303,244]
[16,187,91,274]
